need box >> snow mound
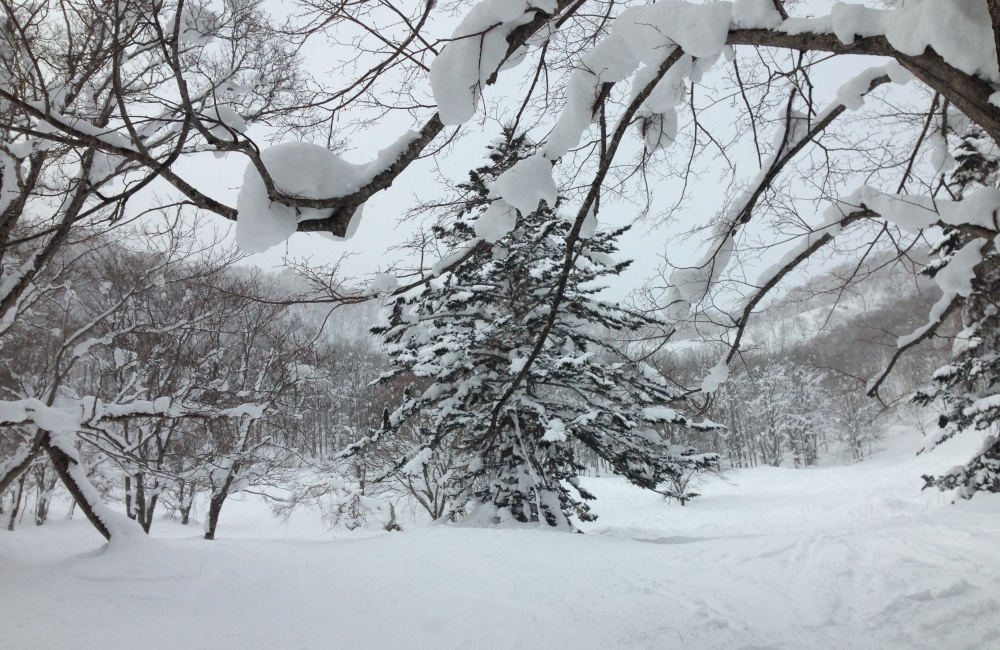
[492,154,557,216]
[2,430,999,649]
[473,200,518,243]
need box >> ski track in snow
[2,429,998,649]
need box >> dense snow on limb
[723,27,1000,140]
[429,0,559,126]
[0,398,266,430]
[0,433,43,496]
[40,431,145,543]
[0,0,588,241]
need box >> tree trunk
[124,475,134,521]
[42,435,111,541]
[178,481,195,525]
[203,490,226,541]
[34,493,49,525]
[140,492,159,534]
[134,475,148,533]
[7,472,28,531]
[33,469,53,526]
[125,473,160,533]
[204,462,240,540]
[0,433,43,495]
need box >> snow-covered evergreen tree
[369,131,718,528]
[915,125,1000,498]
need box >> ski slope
[2,427,997,650]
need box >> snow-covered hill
[2,426,997,650]
[679,244,936,339]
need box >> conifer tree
[370,131,718,528]
[915,126,1000,498]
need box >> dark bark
[0,153,47,249]
[203,462,240,540]
[180,499,193,526]
[175,480,195,525]
[989,1,1000,81]
[34,490,49,526]
[0,434,43,495]
[142,493,159,533]
[32,462,56,526]
[124,476,134,523]
[42,434,111,541]
[6,472,28,531]
[727,30,1000,146]
[0,151,98,322]
[203,490,226,541]
[125,474,158,534]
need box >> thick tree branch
[252,0,585,237]
[727,30,1000,145]
[989,0,1000,80]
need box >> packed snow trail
[1,428,997,649]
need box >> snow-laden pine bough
[7,1,1000,502]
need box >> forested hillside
[660,251,958,470]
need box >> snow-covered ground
[2,427,998,650]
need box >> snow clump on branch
[236,143,367,253]
[430,0,558,126]
[235,131,418,253]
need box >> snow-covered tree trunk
[177,480,196,526]
[42,433,115,541]
[31,460,58,526]
[125,473,162,534]
[203,460,241,541]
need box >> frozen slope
[2,429,998,650]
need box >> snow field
[2,426,998,649]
